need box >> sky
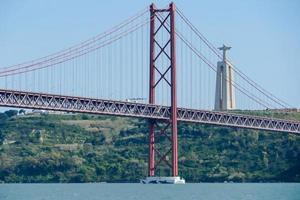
[0,0,299,108]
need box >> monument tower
[214,45,236,110]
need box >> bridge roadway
[0,89,299,134]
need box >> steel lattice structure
[0,89,299,135]
[148,3,178,177]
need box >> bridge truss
[1,89,299,135]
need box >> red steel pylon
[148,2,178,177]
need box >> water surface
[0,183,299,200]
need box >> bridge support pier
[144,2,184,184]
[148,3,156,177]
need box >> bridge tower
[143,2,185,184]
[214,44,236,111]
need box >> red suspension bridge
[0,3,299,182]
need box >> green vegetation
[0,110,300,183]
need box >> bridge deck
[0,89,299,134]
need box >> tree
[19,109,26,115]
[0,113,8,122]
[81,114,89,120]
[4,110,18,118]
[0,130,4,144]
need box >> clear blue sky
[0,0,299,107]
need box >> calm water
[0,183,299,200]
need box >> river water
[0,183,299,200]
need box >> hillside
[0,110,300,183]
